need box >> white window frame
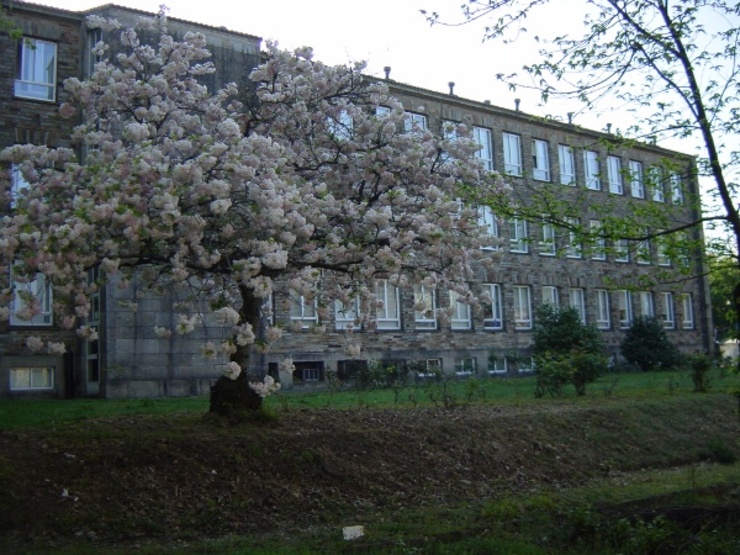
[503,132,522,176]
[375,280,401,330]
[404,111,427,132]
[657,232,671,267]
[449,291,472,330]
[570,288,586,323]
[473,126,494,171]
[328,109,353,141]
[618,290,633,329]
[670,172,684,205]
[509,217,529,253]
[513,285,533,330]
[9,367,55,391]
[649,167,664,202]
[478,205,499,250]
[15,38,57,102]
[87,28,103,75]
[414,284,437,330]
[661,292,675,329]
[639,291,654,318]
[454,357,477,376]
[558,144,576,185]
[542,285,559,307]
[615,238,630,263]
[540,221,556,256]
[532,139,550,181]
[376,105,391,117]
[681,293,694,329]
[636,229,651,265]
[596,289,611,330]
[488,354,508,374]
[10,272,53,327]
[334,298,361,331]
[584,150,601,190]
[565,217,582,259]
[484,283,504,330]
[607,155,623,194]
[590,219,606,260]
[10,164,30,208]
[290,294,319,330]
[629,160,644,198]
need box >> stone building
[0,1,712,398]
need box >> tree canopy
[0,12,506,409]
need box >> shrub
[689,353,713,392]
[620,316,681,371]
[532,304,608,397]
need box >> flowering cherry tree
[0,12,506,415]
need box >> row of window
[399,109,685,203]
[477,208,688,266]
[291,280,695,333]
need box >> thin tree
[424,0,740,346]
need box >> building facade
[0,2,712,398]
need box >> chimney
[514,98,521,111]
[448,81,455,95]
[606,123,612,134]
[567,112,574,124]
[383,66,391,80]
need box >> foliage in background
[532,304,607,397]
[709,255,740,341]
[621,316,682,372]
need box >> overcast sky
[32,0,572,122]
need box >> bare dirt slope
[1,396,738,550]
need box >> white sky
[33,0,570,122]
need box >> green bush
[620,316,681,371]
[532,304,607,397]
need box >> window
[636,229,651,265]
[87,28,103,75]
[10,367,54,390]
[478,205,499,250]
[565,217,582,258]
[414,285,437,330]
[473,126,494,171]
[293,361,324,383]
[328,109,353,141]
[10,165,30,208]
[376,106,391,117]
[15,38,57,101]
[404,111,427,132]
[540,221,556,256]
[570,288,586,323]
[590,220,606,260]
[290,294,318,329]
[558,144,576,185]
[584,150,600,190]
[670,172,684,205]
[509,217,528,253]
[532,139,550,181]
[334,298,361,331]
[681,293,694,329]
[488,354,508,374]
[596,289,611,330]
[649,167,664,202]
[607,156,623,194]
[449,291,472,330]
[639,291,654,318]
[503,132,522,176]
[617,290,633,328]
[414,358,442,378]
[483,283,503,330]
[629,160,644,198]
[542,286,559,307]
[455,357,477,375]
[10,272,53,326]
[375,280,401,330]
[661,292,675,329]
[513,285,532,330]
[615,238,629,262]
[657,232,671,266]
[86,267,101,385]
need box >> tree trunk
[208,284,264,419]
